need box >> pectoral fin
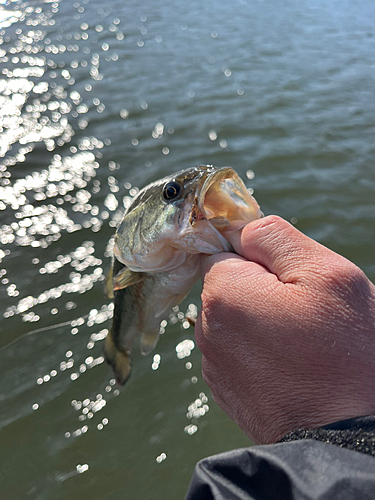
[105,267,114,299]
[103,329,132,385]
[105,259,144,298]
[114,267,144,291]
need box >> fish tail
[103,329,132,385]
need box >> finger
[199,252,271,282]
[196,253,282,358]
[198,253,276,331]
[223,215,327,283]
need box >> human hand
[196,215,375,444]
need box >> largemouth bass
[104,165,262,384]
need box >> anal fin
[140,330,160,356]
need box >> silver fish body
[104,165,262,384]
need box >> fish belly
[104,255,200,384]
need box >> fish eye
[163,181,181,201]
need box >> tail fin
[103,329,132,385]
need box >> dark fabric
[321,415,375,432]
[186,417,375,500]
[280,415,375,456]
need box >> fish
[104,165,262,384]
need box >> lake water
[1,0,374,498]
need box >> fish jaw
[175,166,263,254]
[176,219,233,254]
[195,166,263,229]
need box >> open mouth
[190,167,262,231]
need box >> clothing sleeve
[185,416,375,500]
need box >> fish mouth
[190,167,262,232]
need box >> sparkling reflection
[0,0,214,487]
[2,0,370,496]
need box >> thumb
[223,215,329,284]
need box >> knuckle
[242,215,293,247]
[321,259,369,300]
[324,260,363,283]
[339,265,368,295]
[342,263,366,283]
